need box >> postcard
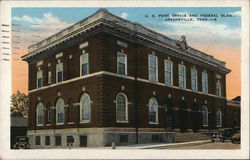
[0,0,249,159]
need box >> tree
[10,91,29,117]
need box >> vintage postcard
[0,0,249,159]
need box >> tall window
[116,93,128,122]
[216,108,222,127]
[80,53,89,76]
[47,108,52,122]
[80,93,91,122]
[178,64,186,89]
[56,63,63,83]
[216,80,222,96]
[48,71,52,84]
[164,60,173,86]
[148,55,158,83]
[37,70,43,88]
[202,105,208,126]
[191,68,197,91]
[202,72,208,94]
[149,97,158,124]
[36,102,44,126]
[117,52,127,75]
[56,98,65,124]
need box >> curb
[141,140,211,149]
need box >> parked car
[13,136,30,149]
[211,133,220,143]
[218,128,235,142]
[231,132,240,144]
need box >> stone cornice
[22,9,230,74]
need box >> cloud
[229,11,241,16]
[120,12,129,19]
[12,13,72,49]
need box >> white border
[0,0,249,159]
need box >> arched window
[202,105,208,126]
[56,98,65,124]
[216,108,222,127]
[116,93,128,122]
[36,102,44,125]
[80,93,91,122]
[149,97,158,124]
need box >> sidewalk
[79,140,211,150]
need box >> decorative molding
[55,52,63,59]
[117,40,128,48]
[79,41,89,49]
[36,60,43,67]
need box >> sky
[11,7,241,99]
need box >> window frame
[36,102,44,126]
[56,62,63,83]
[80,93,91,123]
[117,52,127,76]
[48,70,52,84]
[216,80,222,96]
[216,108,222,127]
[164,60,173,86]
[148,97,159,124]
[202,72,208,94]
[80,53,89,76]
[148,54,158,83]
[45,136,50,146]
[37,70,43,88]
[35,136,41,145]
[56,98,65,125]
[191,68,198,92]
[202,105,208,126]
[178,64,186,89]
[116,93,128,123]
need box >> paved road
[164,141,240,150]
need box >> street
[163,141,240,150]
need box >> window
[47,109,52,122]
[37,70,43,88]
[120,135,128,143]
[80,93,91,122]
[67,136,74,144]
[45,136,50,145]
[202,105,208,126]
[202,72,208,94]
[216,108,222,127]
[117,52,127,75]
[148,55,158,83]
[178,65,186,89]
[35,136,40,145]
[191,68,198,91]
[48,71,52,84]
[116,93,128,122]
[164,60,173,86]
[56,63,63,83]
[56,98,65,124]
[80,136,87,147]
[80,53,89,76]
[149,97,158,124]
[55,136,61,146]
[36,102,44,126]
[216,80,222,96]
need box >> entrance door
[79,136,87,147]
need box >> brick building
[22,9,231,148]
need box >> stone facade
[22,9,231,148]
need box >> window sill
[46,124,52,126]
[67,122,75,124]
[56,123,64,125]
[202,125,208,127]
[149,122,159,125]
[216,125,222,127]
[79,121,90,124]
[116,120,129,123]
[36,124,43,126]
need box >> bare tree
[10,91,29,117]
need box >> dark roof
[232,96,241,102]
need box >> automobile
[13,136,30,149]
[231,132,240,144]
[211,132,221,143]
[218,128,235,142]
